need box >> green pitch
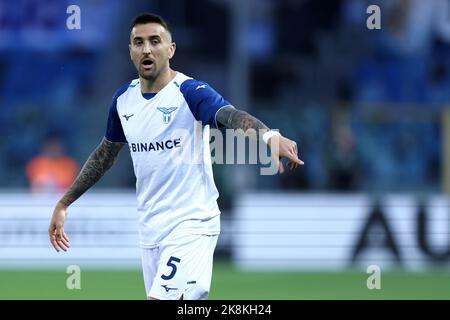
[0,262,449,300]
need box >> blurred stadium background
[1,0,450,299]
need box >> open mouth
[141,59,154,70]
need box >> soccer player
[48,13,303,300]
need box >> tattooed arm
[215,105,269,140]
[215,105,304,173]
[58,138,124,207]
[49,137,124,252]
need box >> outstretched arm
[49,137,124,252]
[216,105,270,138]
[216,105,304,173]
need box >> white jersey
[105,72,231,247]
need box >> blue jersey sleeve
[104,83,129,143]
[180,79,231,128]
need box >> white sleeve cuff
[262,130,281,144]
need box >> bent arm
[58,137,124,207]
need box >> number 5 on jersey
[161,256,181,280]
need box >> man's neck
[140,68,177,93]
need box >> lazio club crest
[157,107,178,124]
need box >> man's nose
[143,41,151,54]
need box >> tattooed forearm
[58,138,124,207]
[216,105,269,139]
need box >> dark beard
[140,70,157,81]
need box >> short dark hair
[131,13,171,34]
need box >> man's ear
[129,44,132,60]
[168,42,176,59]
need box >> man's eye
[135,41,142,46]
[151,40,160,45]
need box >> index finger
[287,152,304,165]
